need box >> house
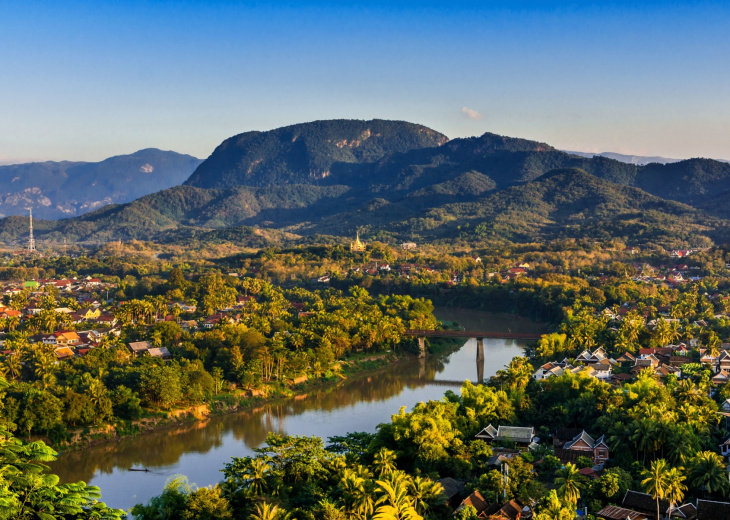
[475,425,535,447]
[592,359,613,380]
[616,352,636,365]
[721,398,730,413]
[180,320,198,331]
[54,331,80,347]
[436,477,465,508]
[610,373,633,386]
[147,347,171,360]
[97,314,117,326]
[77,307,101,320]
[558,430,610,465]
[597,505,648,520]
[455,490,489,517]
[719,434,730,458]
[54,346,75,360]
[712,369,730,385]
[622,490,697,519]
[482,500,530,519]
[578,467,600,479]
[128,341,152,356]
[697,499,730,520]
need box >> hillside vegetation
[4,119,730,248]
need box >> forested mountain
[4,120,730,247]
[184,119,448,189]
[0,149,202,219]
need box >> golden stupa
[350,231,366,252]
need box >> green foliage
[0,405,124,519]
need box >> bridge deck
[404,329,542,340]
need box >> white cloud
[460,107,482,121]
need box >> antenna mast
[28,208,36,253]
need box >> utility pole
[27,208,36,253]
[502,462,509,500]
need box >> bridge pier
[476,337,484,361]
[477,354,484,384]
[418,337,426,358]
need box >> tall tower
[27,208,36,253]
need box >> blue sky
[1,1,729,163]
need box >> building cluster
[449,421,730,519]
[448,423,611,519]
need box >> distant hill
[0,149,202,219]
[567,150,730,165]
[298,168,728,247]
[4,120,730,248]
[184,119,448,189]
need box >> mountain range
[0,149,202,219]
[4,119,730,248]
[566,150,730,166]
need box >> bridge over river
[404,329,543,359]
[403,329,543,385]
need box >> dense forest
[3,242,730,518]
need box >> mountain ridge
[3,119,730,249]
[0,148,202,219]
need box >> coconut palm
[409,476,443,515]
[244,458,271,496]
[641,459,671,520]
[3,354,21,380]
[339,470,374,518]
[688,451,730,497]
[555,462,582,505]
[373,479,422,520]
[250,502,284,520]
[373,448,397,476]
[664,467,687,518]
[6,315,19,331]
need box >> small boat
[129,468,150,472]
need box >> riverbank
[53,349,413,453]
[52,311,538,453]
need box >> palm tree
[339,470,374,518]
[3,354,21,380]
[688,451,730,497]
[244,458,270,496]
[631,418,659,463]
[373,479,422,520]
[409,477,443,516]
[641,459,671,520]
[249,502,284,520]
[373,448,397,476]
[6,315,19,332]
[555,462,582,505]
[664,467,687,518]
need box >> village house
[77,307,101,320]
[475,425,536,448]
[622,490,697,519]
[128,341,152,357]
[54,346,75,360]
[597,505,648,520]
[54,330,80,347]
[561,430,609,464]
[697,499,730,519]
[719,434,730,458]
[147,347,171,360]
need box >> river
[49,309,545,511]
